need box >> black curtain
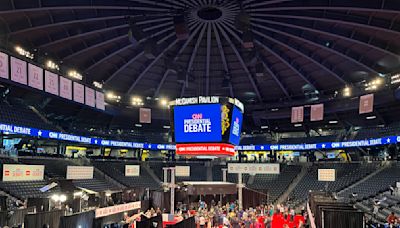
[27,198,50,212]
[8,207,35,227]
[24,209,65,228]
[0,211,7,226]
[0,196,7,211]
[323,209,364,228]
[59,211,95,228]
[166,217,195,228]
[136,215,162,228]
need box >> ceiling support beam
[216,23,262,102]
[212,23,234,98]
[205,23,212,96]
[180,24,208,98]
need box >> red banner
[359,94,374,114]
[139,108,151,123]
[310,104,324,122]
[176,143,235,157]
[291,106,304,123]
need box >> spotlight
[343,87,351,97]
[51,194,60,202]
[131,96,144,106]
[68,70,83,80]
[15,45,34,59]
[160,98,169,107]
[59,195,67,203]
[46,60,59,71]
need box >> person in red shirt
[387,212,398,224]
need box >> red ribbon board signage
[176,143,235,156]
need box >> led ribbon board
[1,122,400,151]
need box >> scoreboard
[170,96,244,156]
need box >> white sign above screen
[175,166,190,176]
[318,169,336,182]
[125,165,140,176]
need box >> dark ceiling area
[0,0,400,130]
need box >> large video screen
[229,106,243,145]
[174,104,222,143]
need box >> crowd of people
[175,201,307,228]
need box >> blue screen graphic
[174,104,222,143]
[229,106,243,145]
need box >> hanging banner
[291,106,304,123]
[44,71,59,95]
[0,52,9,79]
[85,87,95,107]
[359,94,374,114]
[310,104,324,121]
[66,166,93,180]
[175,166,190,177]
[139,108,151,124]
[10,57,27,85]
[95,91,105,110]
[95,201,141,218]
[28,63,43,90]
[318,169,336,182]
[228,163,280,174]
[3,164,44,181]
[73,82,85,104]
[125,165,140,176]
[60,76,72,100]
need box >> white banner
[0,52,9,79]
[95,201,141,218]
[318,169,336,182]
[228,163,280,174]
[125,165,140,176]
[175,166,190,177]
[66,166,93,180]
[3,164,44,181]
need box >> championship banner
[3,164,44,182]
[73,82,85,104]
[95,201,141,218]
[10,56,27,85]
[0,52,9,79]
[310,104,324,122]
[96,91,105,110]
[85,87,95,107]
[60,76,72,100]
[359,94,374,114]
[175,166,190,177]
[125,165,140,176]
[66,166,93,180]
[318,169,336,182]
[228,163,280,174]
[44,71,59,95]
[291,106,304,123]
[28,63,44,90]
[139,108,151,123]
[176,143,235,157]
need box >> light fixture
[59,194,67,203]
[73,192,83,197]
[106,92,121,102]
[46,60,59,71]
[366,116,377,120]
[261,126,268,129]
[131,96,144,106]
[163,125,170,129]
[51,194,60,202]
[160,98,169,107]
[365,78,384,91]
[343,87,351,97]
[329,120,338,124]
[68,70,83,80]
[135,124,142,127]
[105,192,112,197]
[93,81,103,89]
[294,124,302,127]
[15,45,34,59]
[271,108,279,112]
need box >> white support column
[222,168,227,182]
[163,167,168,183]
[238,172,243,210]
[170,167,175,214]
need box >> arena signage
[3,164,44,182]
[66,166,94,180]
[95,201,141,218]
[228,163,280,174]
[2,122,400,151]
[176,143,235,156]
[125,165,140,176]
